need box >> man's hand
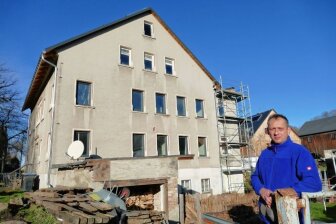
[260,187,273,207]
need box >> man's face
[267,117,290,144]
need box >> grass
[0,190,24,203]
[310,201,336,222]
[0,190,58,224]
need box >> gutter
[41,53,58,187]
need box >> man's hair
[267,114,289,126]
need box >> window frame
[165,57,175,75]
[144,52,155,71]
[132,89,144,112]
[155,93,166,114]
[120,46,132,66]
[76,80,92,106]
[144,21,154,37]
[157,134,168,156]
[73,130,90,157]
[181,179,192,191]
[195,99,205,118]
[178,135,189,155]
[133,133,145,157]
[201,178,211,193]
[198,136,207,157]
[176,96,186,117]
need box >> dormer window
[144,21,153,37]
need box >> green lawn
[0,190,24,203]
[311,201,336,222]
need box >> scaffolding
[214,79,254,193]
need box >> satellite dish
[67,140,84,159]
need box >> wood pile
[24,186,121,224]
[126,210,166,224]
[24,186,167,224]
[125,194,154,210]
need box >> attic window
[144,21,153,37]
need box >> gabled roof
[299,116,336,136]
[250,109,275,133]
[22,7,215,111]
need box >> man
[251,114,322,223]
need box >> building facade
[23,8,225,205]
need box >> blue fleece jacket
[251,137,322,223]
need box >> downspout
[41,54,58,187]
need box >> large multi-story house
[23,8,228,220]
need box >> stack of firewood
[24,186,121,224]
[126,210,167,224]
[125,194,154,210]
[24,186,167,224]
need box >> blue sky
[1,0,335,127]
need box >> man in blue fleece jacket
[251,114,322,223]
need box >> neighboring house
[250,109,301,156]
[299,116,336,157]
[299,116,336,187]
[22,8,225,220]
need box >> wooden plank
[95,212,111,223]
[41,201,63,212]
[58,211,80,224]
[104,177,168,188]
[32,191,60,198]
[89,201,114,211]
[78,202,98,213]
[72,211,95,224]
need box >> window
[181,179,191,191]
[331,133,336,140]
[144,53,154,71]
[132,90,143,112]
[198,137,207,157]
[201,178,211,193]
[156,93,166,114]
[157,135,168,156]
[177,96,186,116]
[133,134,144,157]
[144,21,153,37]
[195,99,204,118]
[76,81,91,106]
[179,136,188,155]
[35,99,45,126]
[120,47,131,66]
[307,136,312,143]
[165,58,174,75]
[74,130,90,157]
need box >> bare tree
[311,109,336,121]
[0,63,28,172]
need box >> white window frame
[144,21,154,37]
[144,52,155,71]
[198,136,208,157]
[132,133,146,157]
[176,96,187,117]
[181,179,192,190]
[195,99,205,118]
[157,134,168,156]
[201,178,211,193]
[73,129,91,158]
[132,89,144,112]
[75,80,92,106]
[155,93,167,114]
[165,57,175,75]
[120,46,132,66]
[178,135,189,155]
